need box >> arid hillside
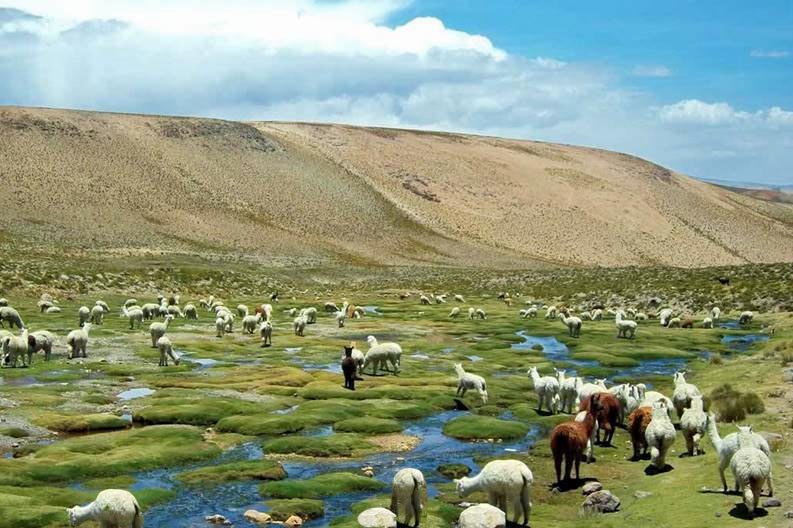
[1,106,792,268]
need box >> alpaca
[454,363,488,404]
[672,371,701,419]
[166,305,183,318]
[702,317,713,329]
[362,336,401,375]
[550,396,598,483]
[124,299,139,308]
[122,307,144,329]
[475,308,487,320]
[390,468,426,527]
[591,309,603,321]
[711,306,721,321]
[578,311,592,321]
[739,311,754,325]
[574,410,597,462]
[1,329,29,367]
[528,367,560,414]
[645,399,676,469]
[242,314,260,334]
[615,310,637,339]
[579,392,619,445]
[640,391,674,419]
[545,306,557,319]
[554,369,583,414]
[293,315,307,337]
[157,336,180,367]
[730,428,773,517]
[141,303,160,320]
[28,330,56,362]
[38,299,54,313]
[627,406,652,460]
[636,312,648,321]
[467,307,476,319]
[89,305,105,325]
[184,304,198,320]
[95,300,110,314]
[454,294,465,303]
[523,306,538,318]
[301,307,317,324]
[707,414,773,495]
[0,306,25,329]
[236,304,250,317]
[558,313,582,337]
[667,317,682,328]
[608,383,637,424]
[335,310,346,328]
[258,303,273,322]
[455,460,532,526]
[659,308,674,327]
[420,295,431,305]
[449,307,461,318]
[149,315,174,348]
[46,306,62,314]
[577,379,607,405]
[435,294,447,304]
[680,395,707,456]
[67,489,143,528]
[66,323,92,359]
[324,302,338,313]
[259,321,273,347]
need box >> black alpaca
[342,345,357,390]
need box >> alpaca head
[453,363,464,375]
[366,335,377,347]
[527,366,538,378]
[554,368,566,380]
[596,378,607,388]
[673,371,686,385]
[454,477,472,497]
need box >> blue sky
[1,1,791,185]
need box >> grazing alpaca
[467,307,476,319]
[454,363,488,404]
[1,329,29,367]
[579,392,619,446]
[659,308,674,327]
[739,311,754,325]
[711,306,721,321]
[609,383,639,424]
[667,317,682,328]
[680,395,707,456]
[528,367,560,414]
[702,317,713,329]
[731,428,773,517]
[363,336,401,375]
[545,305,557,319]
[628,406,653,460]
[591,308,603,321]
[475,308,487,320]
[390,468,426,527]
[558,313,582,337]
[90,305,105,325]
[300,307,317,324]
[149,314,174,348]
[242,314,260,334]
[672,371,701,420]
[183,304,198,320]
[707,413,773,495]
[67,489,143,528]
[550,395,598,483]
[455,460,533,526]
[122,306,144,329]
[156,336,180,367]
[645,400,676,470]
[293,315,307,336]
[454,294,465,303]
[554,369,583,414]
[27,330,56,363]
[259,320,272,347]
[615,310,637,339]
[420,295,431,305]
[66,323,92,359]
[449,307,460,318]
[77,306,91,327]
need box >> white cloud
[750,49,789,58]
[632,65,672,77]
[657,100,746,125]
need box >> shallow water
[721,333,769,352]
[139,410,539,527]
[117,387,155,401]
[362,306,382,316]
[512,331,597,370]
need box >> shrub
[709,384,764,422]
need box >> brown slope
[1,106,791,268]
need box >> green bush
[709,384,764,422]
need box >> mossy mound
[442,415,529,441]
[263,434,374,458]
[0,427,30,438]
[32,412,129,433]
[436,463,470,479]
[261,471,385,499]
[334,418,402,434]
[178,460,287,485]
[216,414,308,436]
[134,397,266,426]
[265,498,324,521]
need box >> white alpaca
[640,391,674,418]
[78,306,91,327]
[149,315,174,348]
[166,305,183,318]
[577,379,607,405]
[730,429,773,517]
[363,335,401,375]
[615,310,637,339]
[671,371,701,419]
[293,315,307,336]
[545,306,557,319]
[707,414,773,495]
[435,294,447,304]
[420,295,431,305]
[141,303,160,320]
[558,313,582,337]
[449,307,461,318]
[659,308,674,327]
[711,306,721,321]
[66,323,92,359]
[702,317,713,329]
[636,312,648,321]
[184,304,198,320]
[475,308,487,320]
[468,307,476,319]
[667,316,682,328]
[95,300,110,314]
[578,311,592,321]
[455,460,533,526]
[739,311,754,325]
[46,306,62,314]
[259,304,273,321]
[122,306,144,329]
[609,383,638,424]
[124,299,139,308]
[215,316,226,338]
[335,310,346,328]
[68,489,143,528]
[242,314,260,334]
[157,336,180,366]
[1,329,29,367]
[390,468,426,527]
[591,309,603,321]
[554,368,582,414]
[324,302,338,313]
[523,306,538,318]
[300,307,317,324]
[236,304,249,317]
[680,395,707,456]
[454,363,488,403]
[454,294,465,303]
[528,367,560,414]
[28,330,57,362]
[645,399,676,469]
[259,320,273,347]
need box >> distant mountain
[1,106,792,267]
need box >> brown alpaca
[628,406,653,460]
[550,395,599,484]
[579,392,620,446]
[681,317,695,329]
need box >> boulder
[782,368,793,383]
[763,498,782,508]
[458,504,506,528]
[356,507,397,528]
[205,514,232,525]
[582,490,620,514]
[760,432,785,452]
[284,515,303,528]
[244,509,273,524]
[581,481,602,495]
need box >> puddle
[362,306,381,316]
[611,358,687,381]
[284,348,303,354]
[272,405,299,415]
[117,387,155,401]
[440,348,455,354]
[183,357,219,368]
[298,362,342,374]
[411,353,430,360]
[721,334,769,352]
[465,355,483,362]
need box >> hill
[1,106,792,268]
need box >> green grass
[260,472,385,499]
[265,498,325,521]
[32,412,129,433]
[177,460,287,485]
[0,427,30,438]
[334,418,402,434]
[442,415,530,441]
[263,434,375,458]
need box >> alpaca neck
[462,473,483,494]
[707,416,723,450]
[454,366,465,379]
[71,504,94,524]
[529,371,540,384]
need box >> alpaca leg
[574,452,581,481]
[169,349,179,366]
[554,451,562,484]
[684,434,693,456]
[563,451,573,481]
[767,472,774,496]
[520,483,531,526]
[719,463,728,492]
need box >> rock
[205,514,231,525]
[715,512,721,518]
[284,515,303,528]
[361,466,375,478]
[784,510,793,518]
[633,490,652,499]
[581,481,603,495]
[244,510,272,524]
[582,490,620,514]
[457,504,506,528]
[763,498,782,508]
[782,368,793,382]
[356,507,396,528]
[760,432,785,452]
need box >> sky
[1,1,791,186]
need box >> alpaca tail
[650,445,661,466]
[133,502,144,528]
[411,475,424,526]
[744,482,756,516]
